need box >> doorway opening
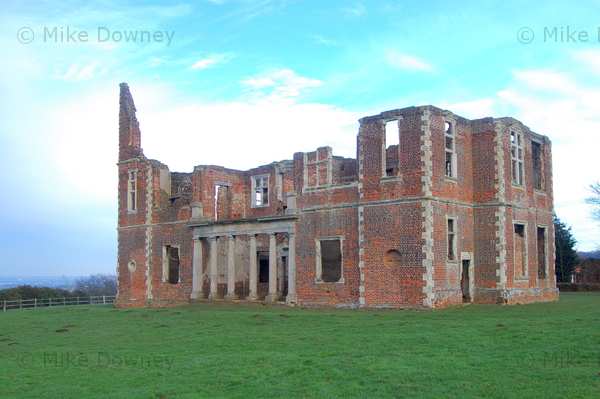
[461,259,471,303]
[258,253,269,283]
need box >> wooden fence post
[19,299,22,310]
[63,297,66,306]
[3,300,6,312]
[34,298,37,309]
[103,295,106,304]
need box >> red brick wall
[431,202,474,307]
[116,83,557,309]
[117,227,146,306]
[149,222,193,305]
[362,203,425,307]
[295,208,359,306]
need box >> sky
[0,0,599,277]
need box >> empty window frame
[316,238,342,282]
[384,119,400,177]
[252,175,269,207]
[127,170,137,212]
[511,131,524,186]
[214,184,231,221]
[163,245,180,284]
[444,121,457,178]
[537,226,547,279]
[513,223,527,278]
[532,141,544,190]
[447,217,457,261]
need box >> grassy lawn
[0,293,599,398]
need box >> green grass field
[1,293,599,398]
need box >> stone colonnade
[190,230,296,304]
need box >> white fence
[2,296,116,312]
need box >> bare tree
[73,275,117,296]
[586,182,600,221]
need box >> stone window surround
[510,128,525,188]
[251,173,270,208]
[512,221,529,280]
[446,215,458,263]
[302,149,333,190]
[536,224,549,280]
[444,117,458,181]
[531,138,545,192]
[127,169,138,213]
[315,236,345,284]
[162,244,181,284]
[382,117,402,178]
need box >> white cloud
[58,62,102,81]
[444,66,600,250]
[139,98,358,173]
[573,49,600,74]
[39,79,357,211]
[191,53,233,70]
[512,69,577,94]
[242,69,322,99]
[385,51,434,72]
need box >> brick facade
[116,83,558,308]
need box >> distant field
[1,293,599,398]
[0,276,84,290]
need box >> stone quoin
[116,83,558,308]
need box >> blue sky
[1,0,599,276]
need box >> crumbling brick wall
[115,82,557,309]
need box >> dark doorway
[281,255,288,297]
[461,260,471,303]
[258,254,269,283]
[166,246,180,284]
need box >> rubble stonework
[116,83,559,308]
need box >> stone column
[277,255,285,294]
[191,238,203,300]
[225,235,237,300]
[248,234,258,300]
[286,232,297,304]
[208,236,218,300]
[265,233,278,303]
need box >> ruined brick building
[116,83,558,308]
